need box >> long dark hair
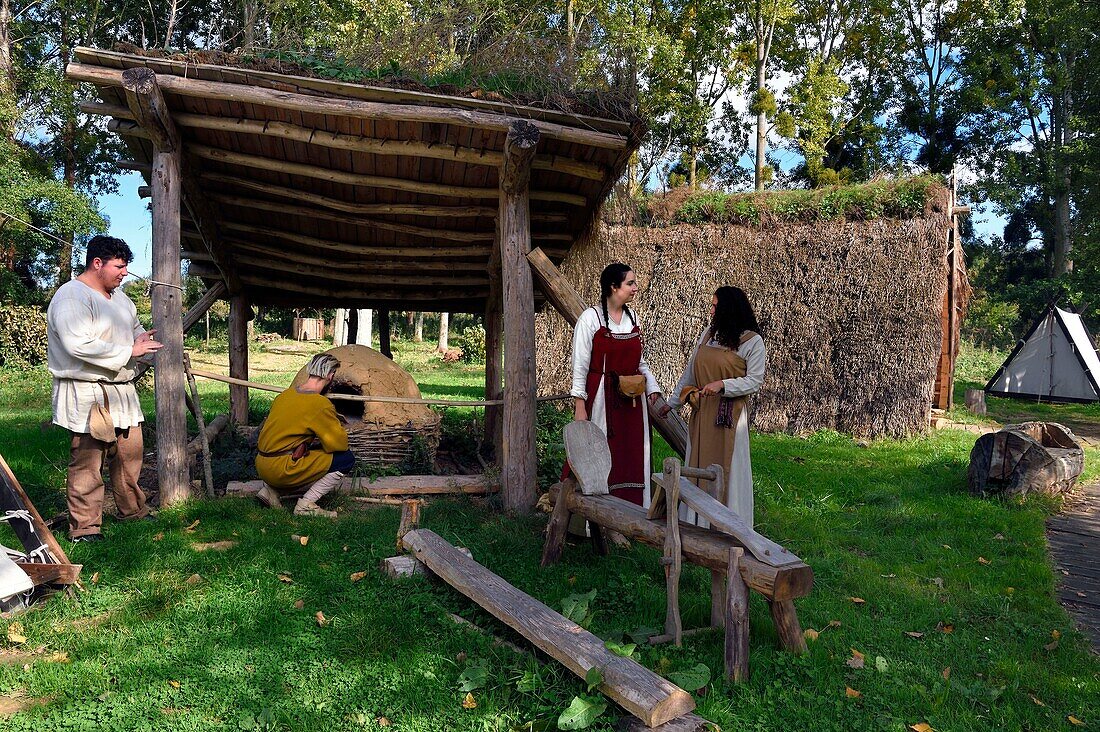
[710,286,760,348]
[599,262,636,326]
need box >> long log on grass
[401,529,696,727]
[227,474,499,497]
[186,414,230,456]
[548,483,813,602]
[527,247,689,456]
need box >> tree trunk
[378,308,391,359]
[414,311,424,342]
[357,308,372,347]
[1052,89,1073,276]
[754,57,767,191]
[438,312,449,351]
[56,11,75,285]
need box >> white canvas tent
[986,304,1100,403]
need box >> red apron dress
[582,311,647,505]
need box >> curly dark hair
[599,262,636,327]
[85,235,134,268]
[710,286,760,349]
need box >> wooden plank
[652,473,802,568]
[226,474,499,496]
[499,120,539,514]
[563,420,611,496]
[15,562,82,586]
[548,484,814,602]
[401,529,696,727]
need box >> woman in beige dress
[663,286,765,527]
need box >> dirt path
[1047,479,1100,652]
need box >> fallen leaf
[184,519,200,532]
[932,577,944,589]
[45,652,69,663]
[1068,716,1084,726]
[315,611,328,627]
[1029,694,1045,707]
[977,556,990,565]
[152,532,164,541]
[904,631,924,639]
[349,571,367,582]
[293,599,304,610]
[942,667,950,680]
[167,680,180,689]
[827,620,842,629]
[7,623,26,645]
[909,724,935,732]
[845,687,861,698]
[377,717,391,726]
[1052,630,1062,639]
[291,534,309,546]
[849,597,866,605]
[880,573,896,578]
[846,649,865,669]
[277,574,293,583]
[875,656,888,672]
[1005,587,1014,595]
[342,545,349,552]
[942,544,951,549]
[462,692,477,709]
[192,540,237,552]
[804,629,820,642]
[1043,638,1059,652]
[455,652,467,664]
[994,533,1005,540]
[90,572,100,585]
[568,575,577,585]
[185,573,202,585]
[936,622,954,634]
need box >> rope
[0,509,33,525]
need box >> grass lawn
[0,339,1097,731]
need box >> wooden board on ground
[652,472,802,568]
[0,453,80,586]
[401,529,696,727]
[564,420,610,495]
[227,474,498,497]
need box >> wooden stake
[768,599,808,655]
[396,499,422,549]
[499,120,540,514]
[184,354,216,497]
[725,548,750,681]
[663,457,683,646]
[540,477,575,567]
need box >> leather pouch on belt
[616,374,647,406]
[89,384,117,444]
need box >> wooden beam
[182,281,226,333]
[548,484,815,602]
[227,274,491,301]
[67,62,629,149]
[79,100,132,119]
[484,220,504,457]
[116,159,151,173]
[192,257,489,287]
[174,113,606,181]
[229,294,250,424]
[149,147,190,504]
[219,222,491,258]
[228,474,498,496]
[402,529,696,727]
[499,120,539,515]
[107,118,148,138]
[121,68,180,152]
[15,561,82,586]
[201,174,500,218]
[220,240,488,272]
[527,246,689,457]
[190,144,588,206]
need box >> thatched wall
[534,197,954,438]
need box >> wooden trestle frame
[66,47,663,512]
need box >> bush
[458,323,486,363]
[0,305,48,367]
[962,293,1020,350]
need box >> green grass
[1,338,1097,730]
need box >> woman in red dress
[570,263,663,507]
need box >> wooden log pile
[968,421,1084,498]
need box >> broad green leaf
[668,663,711,692]
[560,590,597,627]
[584,666,604,692]
[557,695,607,730]
[603,639,636,658]
[458,663,489,692]
[628,625,661,645]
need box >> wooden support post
[229,294,250,425]
[183,281,226,333]
[499,120,540,514]
[184,354,216,498]
[484,226,504,458]
[711,570,726,628]
[402,529,696,727]
[356,308,373,348]
[378,308,392,358]
[768,599,808,654]
[526,247,689,457]
[725,548,750,681]
[663,457,683,646]
[540,478,575,567]
[396,498,421,549]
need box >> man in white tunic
[47,236,163,542]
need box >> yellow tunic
[255,388,349,489]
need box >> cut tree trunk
[968,422,1084,498]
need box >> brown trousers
[67,428,149,537]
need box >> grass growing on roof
[1,338,1097,730]
[657,176,943,226]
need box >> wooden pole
[725,548,750,681]
[499,120,540,514]
[484,220,504,457]
[229,293,250,424]
[184,354,216,497]
[663,457,683,646]
[402,529,696,727]
[378,308,391,358]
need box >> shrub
[0,305,48,367]
[458,323,486,363]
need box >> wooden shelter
[66,47,647,512]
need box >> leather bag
[88,384,117,444]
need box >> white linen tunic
[668,330,765,527]
[570,306,661,507]
[47,280,146,433]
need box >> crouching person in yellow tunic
[254,354,354,518]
